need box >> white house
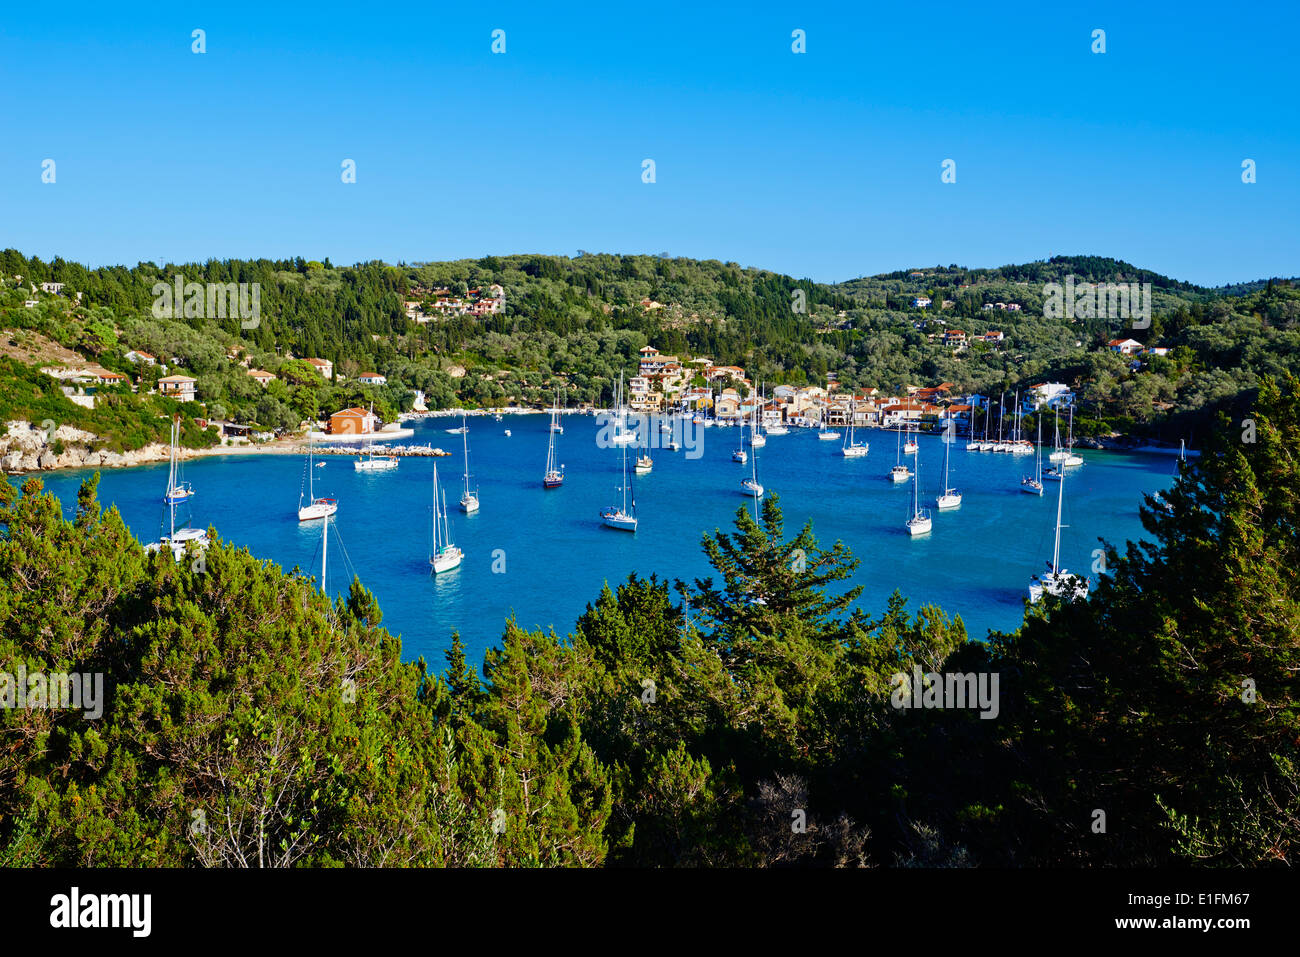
[125,350,157,365]
[912,297,932,308]
[1108,338,1144,355]
[158,374,198,401]
[357,372,388,386]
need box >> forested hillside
[3,249,1299,449]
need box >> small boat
[458,413,479,513]
[1044,465,1064,481]
[841,397,868,456]
[1029,468,1089,604]
[666,439,680,451]
[764,424,789,436]
[819,428,841,440]
[936,429,961,509]
[429,464,463,573]
[298,439,339,521]
[635,454,653,474]
[732,448,748,464]
[903,438,918,455]
[749,433,766,448]
[149,415,210,561]
[504,429,511,437]
[550,391,566,433]
[543,391,564,488]
[1020,418,1044,495]
[445,425,468,435]
[161,416,194,504]
[354,443,399,471]
[740,431,764,498]
[906,455,932,535]
[315,461,326,468]
[602,375,639,531]
[889,427,910,481]
[660,421,673,433]
[1062,406,1084,467]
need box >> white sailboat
[1029,467,1089,604]
[937,430,962,509]
[544,390,565,488]
[148,415,209,561]
[635,453,653,474]
[818,413,840,441]
[976,400,994,451]
[841,397,869,457]
[354,440,399,471]
[161,415,194,504]
[458,413,479,512]
[966,399,982,451]
[740,433,764,499]
[550,389,565,433]
[1062,405,1084,467]
[906,451,932,535]
[601,407,638,531]
[750,392,767,447]
[611,379,638,445]
[902,420,918,455]
[1021,416,1044,495]
[297,437,338,521]
[429,463,463,573]
[890,424,912,483]
[1048,406,1067,462]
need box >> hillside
[1,249,1298,461]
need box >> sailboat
[148,415,209,561]
[429,463,463,573]
[740,433,764,499]
[993,392,1011,452]
[543,391,565,488]
[841,397,869,457]
[937,431,962,509]
[550,390,565,433]
[978,401,994,451]
[161,415,194,504]
[906,451,932,535]
[818,410,840,441]
[966,399,982,451]
[354,441,399,471]
[1048,406,1067,462]
[1011,392,1033,454]
[635,452,653,474]
[733,405,749,462]
[890,424,912,483]
[1021,416,1044,495]
[902,421,918,455]
[601,408,638,531]
[611,378,638,445]
[297,437,339,521]
[1029,468,1089,603]
[1062,405,1084,467]
[749,392,767,447]
[458,413,479,512]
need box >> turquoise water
[31,417,1175,668]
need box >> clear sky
[1,0,1296,286]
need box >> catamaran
[458,413,479,512]
[601,417,638,531]
[429,463,463,573]
[841,397,869,457]
[161,415,194,504]
[937,430,962,509]
[298,437,338,521]
[1021,416,1044,495]
[543,391,565,488]
[906,451,932,535]
[1029,467,1089,604]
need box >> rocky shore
[1,421,177,474]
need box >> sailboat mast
[321,513,328,595]
[1052,469,1065,572]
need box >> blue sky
[1,0,1296,286]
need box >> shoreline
[6,417,1199,479]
